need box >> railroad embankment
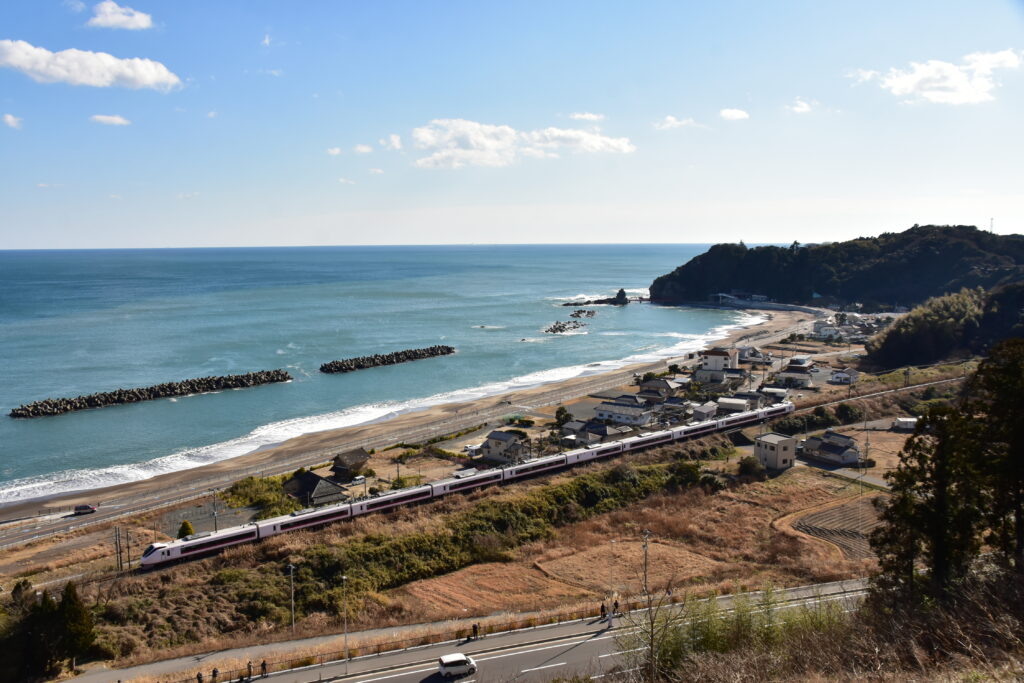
[8,370,292,418]
[319,345,455,374]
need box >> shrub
[737,456,766,479]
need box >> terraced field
[794,495,884,560]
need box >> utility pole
[343,575,349,675]
[642,529,655,683]
[124,530,131,570]
[113,528,122,572]
[287,564,295,634]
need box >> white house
[694,347,739,383]
[776,364,815,388]
[716,397,749,413]
[755,433,797,470]
[829,367,860,385]
[803,430,860,466]
[479,430,528,463]
[595,400,652,426]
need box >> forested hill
[649,225,1024,308]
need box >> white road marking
[599,647,643,658]
[349,665,435,682]
[521,662,566,673]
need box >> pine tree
[58,582,95,665]
[24,590,62,674]
[967,338,1024,572]
[177,519,195,538]
[869,404,985,601]
[554,406,572,427]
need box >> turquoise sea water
[0,245,752,504]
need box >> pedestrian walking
[212,668,219,683]
[600,603,606,620]
[196,673,203,683]
[247,661,253,680]
[613,599,619,615]
[261,660,268,678]
[472,623,479,640]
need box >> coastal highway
[77,578,868,683]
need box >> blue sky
[1,1,1023,248]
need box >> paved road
[80,579,867,683]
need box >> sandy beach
[0,308,813,523]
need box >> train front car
[140,542,170,569]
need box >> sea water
[0,245,752,504]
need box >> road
[79,579,867,683]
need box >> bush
[737,456,766,479]
[834,402,864,424]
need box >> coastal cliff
[649,225,1024,309]
[9,370,292,418]
[319,345,455,374]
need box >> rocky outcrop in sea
[568,309,596,318]
[544,320,587,334]
[319,345,456,374]
[9,370,293,418]
[561,288,630,306]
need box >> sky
[1,0,1023,249]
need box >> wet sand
[0,308,813,522]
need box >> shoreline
[0,308,813,521]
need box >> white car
[438,653,477,677]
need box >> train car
[503,454,567,481]
[622,430,674,452]
[430,468,504,496]
[257,502,354,539]
[563,448,592,465]
[349,485,433,517]
[140,524,260,569]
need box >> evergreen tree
[177,519,195,538]
[58,582,95,664]
[554,406,572,427]
[966,338,1024,572]
[870,404,985,600]
[24,590,62,674]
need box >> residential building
[479,430,529,463]
[716,396,749,413]
[803,430,861,466]
[283,471,349,507]
[595,400,652,426]
[776,363,815,388]
[829,367,860,385]
[694,347,739,383]
[691,401,718,422]
[755,433,797,470]
[331,447,371,482]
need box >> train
[140,401,794,568]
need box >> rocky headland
[9,370,293,418]
[319,345,456,374]
[561,288,629,306]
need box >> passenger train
[140,401,794,568]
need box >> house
[732,391,768,409]
[561,420,632,447]
[331,447,371,482]
[776,363,815,388]
[813,320,842,339]
[716,397,749,413]
[283,471,349,507]
[694,347,740,383]
[755,433,797,470]
[638,378,683,401]
[479,430,529,463]
[829,367,861,385]
[691,401,718,422]
[595,399,653,426]
[803,430,861,466]
[737,346,766,362]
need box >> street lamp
[342,575,349,675]
[287,564,295,634]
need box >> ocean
[0,244,753,504]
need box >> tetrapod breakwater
[9,370,293,418]
[319,345,456,374]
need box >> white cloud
[86,1,153,30]
[353,144,373,154]
[850,68,879,84]
[326,147,342,156]
[259,68,283,77]
[786,97,813,113]
[412,118,636,169]
[569,112,604,121]
[261,34,271,47]
[719,108,750,121]
[870,49,1022,104]
[206,111,217,119]
[0,40,180,91]
[369,168,384,174]
[177,191,199,200]
[379,133,402,150]
[90,114,131,125]
[64,0,86,12]
[338,177,355,185]
[653,115,700,130]
[3,113,21,129]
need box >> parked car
[438,653,477,678]
[73,504,97,515]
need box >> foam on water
[0,312,761,505]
